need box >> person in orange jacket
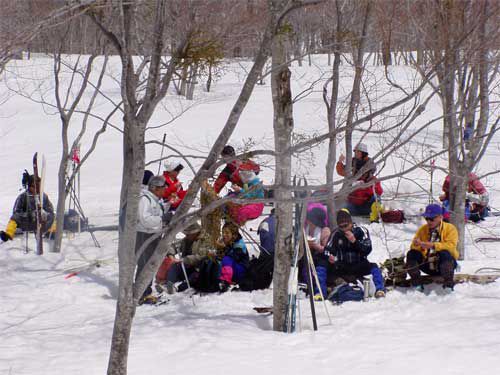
[162,160,187,210]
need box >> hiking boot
[165,281,176,295]
[177,281,189,292]
[218,281,230,293]
[374,290,386,298]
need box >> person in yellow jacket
[406,203,458,291]
[0,175,54,242]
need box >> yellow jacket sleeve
[434,222,459,259]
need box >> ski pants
[406,249,456,288]
[329,261,385,291]
[344,196,376,217]
[135,231,161,298]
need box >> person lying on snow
[162,160,187,211]
[325,209,386,298]
[406,204,458,292]
[135,176,174,305]
[217,223,249,292]
[439,173,489,222]
[304,207,331,300]
[226,163,265,225]
[213,145,260,194]
[1,175,55,242]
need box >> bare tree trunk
[186,63,198,100]
[325,0,342,227]
[271,21,294,332]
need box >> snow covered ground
[1,55,500,375]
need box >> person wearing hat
[305,207,332,299]
[406,204,458,291]
[213,145,260,194]
[162,160,187,210]
[336,142,376,178]
[324,209,386,298]
[136,175,174,304]
[1,175,55,242]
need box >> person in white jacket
[136,175,172,304]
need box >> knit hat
[354,142,368,154]
[307,207,326,227]
[222,145,236,157]
[336,209,352,225]
[142,170,154,186]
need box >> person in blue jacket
[217,222,249,292]
[257,208,275,255]
[325,209,386,298]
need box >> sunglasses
[425,217,437,222]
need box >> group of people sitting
[0,143,486,305]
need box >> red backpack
[381,210,405,224]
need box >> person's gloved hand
[0,231,12,242]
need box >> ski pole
[157,133,167,175]
[180,260,195,306]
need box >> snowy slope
[1,55,500,375]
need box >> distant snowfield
[1,55,500,375]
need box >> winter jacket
[336,156,375,177]
[347,178,383,206]
[325,224,372,265]
[238,177,264,199]
[11,191,54,226]
[410,221,459,260]
[162,172,187,209]
[137,189,164,233]
[258,214,276,254]
[223,237,249,269]
[213,159,260,194]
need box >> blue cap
[421,204,443,218]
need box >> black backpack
[239,253,274,291]
[193,258,221,293]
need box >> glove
[162,211,173,225]
[0,231,12,242]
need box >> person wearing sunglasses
[406,204,458,291]
[324,209,386,298]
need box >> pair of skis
[32,152,46,255]
[283,177,310,333]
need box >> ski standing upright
[32,152,44,255]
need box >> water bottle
[363,278,370,301]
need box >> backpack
[327,283,364,304]
[192,258,221,293]
[239,253,274,291]
[381,209,405,224]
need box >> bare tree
[409,0,500,259]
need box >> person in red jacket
[162,160,187,210]
[344,173,383,222]
[439,173,489,222]
[213,145,260,194]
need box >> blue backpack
[328,283,364,304]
